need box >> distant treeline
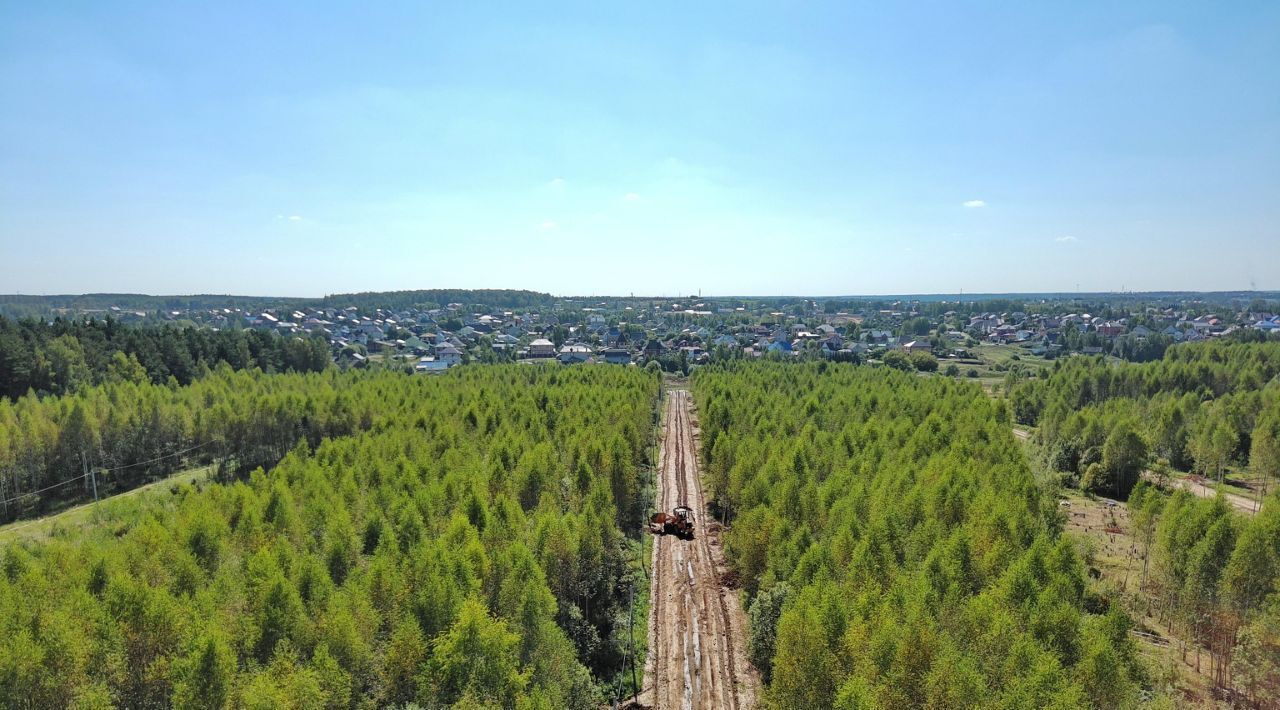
[0,293,285,318]
[0,316,330,400]
[0,289,555,318]
[816,297,1027,316]
[316,289,554,312]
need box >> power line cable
[0,471,89,505]
[98,441,211,473]
[0,440,212,507]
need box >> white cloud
[548,178,566,189]
[288,215,303,222]
[1055,235,1078,242]
[623,192,641,202]
[539,220,557,230]
[962,199,986,208]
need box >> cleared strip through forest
[641,389,758,709]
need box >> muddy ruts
[641,390,758,709]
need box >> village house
[558,344,594,364]
[433,343,463,366]
[527,338,556,358]
[602,348,632,365]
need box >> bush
[908,352,938,372]
[882,351,912,371]
[747,582,791,683]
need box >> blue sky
[1,2,1277,297]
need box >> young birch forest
[0,365,657,708]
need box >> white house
[434,343,463,366]
[415,357,451,373]
[559,344,593,364]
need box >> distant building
[528,338,556,358]
[434,343,463,366]
[415,357,452,373]
[602,348,632,365]
[558,344,593,364]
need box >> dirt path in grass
[638,389,758,710]
[1153,472,1259,515]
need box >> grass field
[939,342,1053,393]
[0,464,215,546]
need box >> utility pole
[628,580,638,699]
[82,453,98,503]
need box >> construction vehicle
[649,505,694,539]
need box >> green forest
[1123,482,1280,705]
[693,361,1146,708]
[0,366,374,522]
[0,365,657,707]
[1007,342,1280,499]
[3,343,1278,708]
[1004,341,1280,704]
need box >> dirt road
[1156,473,1260,515]
[640,389,758,710]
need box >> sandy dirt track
[1159,473,1260,515]
[638,389,758,710]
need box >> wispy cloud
[623,192,641,202]
[288,215,303,222]
[1055,235,1078,242]
[962,199,986,208]
[548,177,566,189]
[539,220,557,231]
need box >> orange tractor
[649,505,695,539]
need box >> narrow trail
[640,389,758,710]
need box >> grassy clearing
[939,343,1053,394]
[0,464,215,546]
[974,343,1052,372]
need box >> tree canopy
[692,361,1147,708]
[1008,342,1280,496]
[0,364,658,707]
